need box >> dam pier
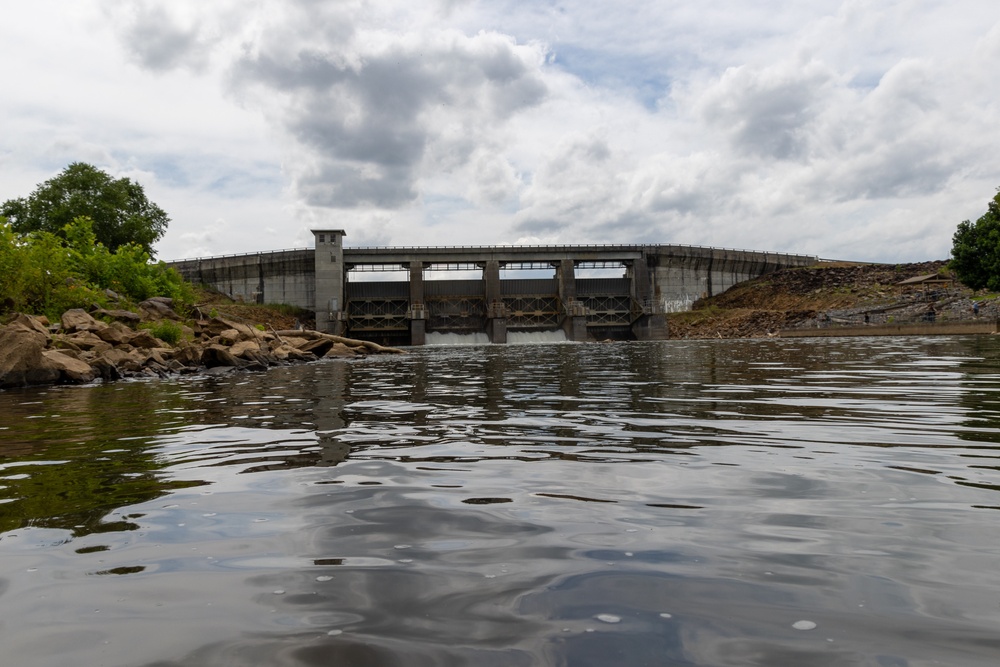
[167,231,816,345]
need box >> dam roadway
[166,231,817,345]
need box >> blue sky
[2,0,999,262]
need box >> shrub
[142,320,183,346]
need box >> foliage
[141,320,183,346]
[951,189,1000,291]
[0,215,192,321]
[0,162,169,256]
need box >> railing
[164,243,820,264]
[162,247,312,263]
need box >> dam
[166,230,817,345]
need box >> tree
[0,162,169,257]
[951,189,1000,292]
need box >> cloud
[695,59,837,161]
[6,0,1000,262]
[113,2,213,72]
[228,20,548,210]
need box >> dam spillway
[166,231,817,345]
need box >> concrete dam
[166,230,818,345]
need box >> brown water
[2,337,1000,666]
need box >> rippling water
[3,337,1000,666]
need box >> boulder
[41,350,97,383]
[230,340,261,358]
[66,331,112,353]
[93,347,149,374]
[61,309,107,333]
[88,355,121,381]
[6,313,51,336]
[95,322,133,345]
[128,329,165,349]
[218,328,241,346]
[172,345,203,367]
[92,308,141,324]
[0,326,60,388]
[202,344,241,368]
[138,298,181,321]
[299,338,335,356]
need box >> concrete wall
[167,250,314,308]
[648,247,816,312]
[167,244,819,322]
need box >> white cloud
[2,0,1000,262]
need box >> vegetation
[0,215,192,321]
[141,320,184,345]
[1,162,169,256]
[951,189,1000,291]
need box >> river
[2,337,1000,666]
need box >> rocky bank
[0,299,403,390]
[667,260,992,339]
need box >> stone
[230,340,261,358]
[128,330,164,349]
[92,308,141,324]
[202,344,241,368]
[42,350,97,384]
[95,322,132,345]
[0,325,60,388]
[172,345,203,367]
[61,308,107,333]
[6,313,51,336]
[67,331,112,353]
[218,328,241,346]
[300,338,334,356]
[89,356,121,381]
[138,299,180,321]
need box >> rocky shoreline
[0,299,403,390]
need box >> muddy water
[2,337,1000,666]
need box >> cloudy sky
[2,1,999,262]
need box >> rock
[61,309,107,333]
[96,348,146,373]
[95,322,133,345]
[202,344,241,368]
[218,328,241,346]
[6,313,51,336]
[66,331,112,353]
[104,288,120,302]
[128,329,165,349]
[281,336,310,349]
[230,340,261,358]
[299,338,334,356]
[92,308,141,324]
[138,299,180,321]
[203,318,263,342]
[0,325,61,387]
[172,345,203,367]
[89,356,121,381]
[42,350,97,383]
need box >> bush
[0,215,193,320]
[142,320,183,346]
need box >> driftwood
[273,330,404,354]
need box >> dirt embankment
[666,260,990,339]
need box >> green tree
[951,189,1000,291]
[0,162,169,256]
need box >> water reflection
[3,338,1000,666]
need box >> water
[2,337,1000,666]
